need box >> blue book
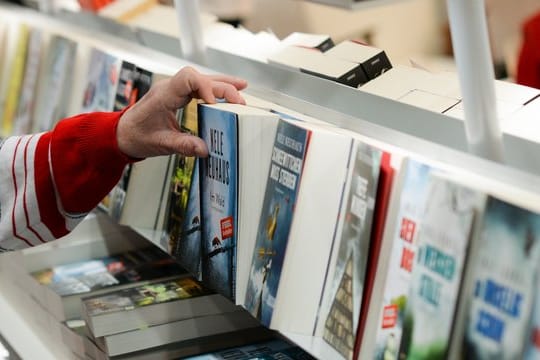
[244,119,309,326]
[462,196,540,359]
[199,105,239,301]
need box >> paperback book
[398,174,481,360]
[244,119,309,326]
[82,275,238,336]
[80,47,121,113]
[162,99,201,277]
[199,103,239,301]
[317,141,382,360]
[32,35,77,132]
[373,159,432,360]
[461,197,540,359]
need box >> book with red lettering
[353,151,399,359]
[360,159,432,360]
[198,103,279,303]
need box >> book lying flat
[82,275,238,337]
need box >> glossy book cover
[321,141,382,359]
[464,197,540,359]
[199,105,239,301]
[374,160,432,360]
[244,119,309,326]
[399,176,478,360]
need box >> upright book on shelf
[397,173,482,360]
[80,47,121,113]
[360,159,433,360]
[32,34,77,133]
[162,99,201,276]
[315,140,382,360]
[1,23,29,137]
[12,27,42,135]
[450,196,540,359]
[244,118,359,337]
[198,103,279,303]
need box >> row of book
[0,212,317,359]
[160,95,540,360]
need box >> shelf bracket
[446,0,504,162]
[173,0,207,65]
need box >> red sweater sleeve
[0,111,135,248]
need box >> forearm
[0,111,134,248]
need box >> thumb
[167,133,208,157]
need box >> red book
[353,151,394,360]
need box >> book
[324,40,393,82]
[183,338,317,359]
[93,310,260,357]
[31,35,77,133]
[100,62,154,220]
[30,245,187,321]
[12,27,42,135]
[162,99,201,276]
[354,150,399,359]
[198,103,279,303]
[397,173,482,360]
[314,140,382,360]
[453,196,540,359]
[244,118,358,336]
[80,47,121,113]
[361,158,433,360]
[1,23,29,137]
[82,275,238,337]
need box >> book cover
[1,23,29,137]
[374,160,432,360]
[80,47,121,113]
[244,119,309,326]
[398,175,479,360]
[102,64,154,219]
[83,276,208,316]
[31,246,185,297]
[13,27,42,135]
[183,338,316,360]
[319,141,382,360]
[463,197,540,359]
[354,151,396,359]
[33,35,77,132]
[199,105,239,300]
[163,100,201,278]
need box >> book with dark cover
[244,119,309,326]
[318,141,382,359]
[461,197,540,359]
[198,104,239,301]
[183,338,316,360]
[162,99,201,278]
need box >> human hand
[116,66,247,159]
